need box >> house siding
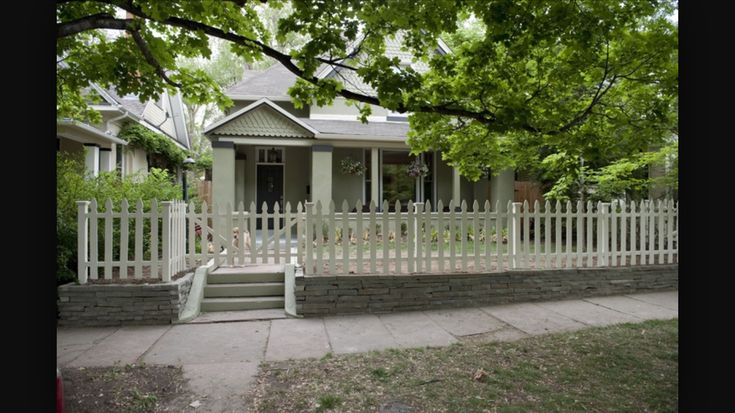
[310,97,390,119]
[125,147,149,179]
[141,102,177,138]
[332,147,365,209]
[284,146,310,207]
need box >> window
[257,147,284,164]
[115,145,123,177]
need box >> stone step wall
[295,265,678,317]
[57,273,194,327]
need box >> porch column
[235,157,246,208]
[311,145,333,207]
[370,147,379,206]
[83,143,99,177]
[99,148,113,173]
[452,167,461,208]
[490,168,515,210]
[212,141,236,210]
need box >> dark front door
[257,164,284,229]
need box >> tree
[57,0,677,199]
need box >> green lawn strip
[250,319,677,413]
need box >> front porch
[204,98,517,216]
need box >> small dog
[231,227,252,251]
[206,227,252,253]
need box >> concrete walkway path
[57,291,677,412]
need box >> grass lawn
[250,319,678,412]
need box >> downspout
[106,108,132,176]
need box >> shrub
[56,152,181,284]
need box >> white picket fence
[76,198,678,282]
[76,199,189,284]
[301,199,678,275]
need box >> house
[56,84,190,179]
[203,36,519,216]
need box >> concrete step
[208,271,285,284]
[210,265,284,275]
[208,265,285,284]
[200,296,284,312]
[204,282,284,298]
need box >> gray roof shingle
[225,64,297,100]
[302,118,409,138]
[105,88,147,116]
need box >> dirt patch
[85,268,194,285]
[62,364,196,412]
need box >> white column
[99,148,113,173]
[235,158,246,208]
[452,167,461,208]
[83,144,100,177]
[371,147,379,206]
[212,141,236,209]
[311,145,333,207]
[490,168,515,207]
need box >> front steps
[201,265,285,312]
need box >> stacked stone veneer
[58,273,194,327]
[295,265,678,317]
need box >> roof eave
[57,119,128,145]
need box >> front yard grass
[250,319,678,412]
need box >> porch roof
[205,98,409,141]
[303,118,409,139]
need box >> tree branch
[64,0,498,123]
[57,13,132,37]
[129,30,182,88]
[58,13,181,88]
[553,41,613,134]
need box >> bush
[57,152,181,284]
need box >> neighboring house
[204,36,518,215]
[56,84,190,179]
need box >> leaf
[472,368,488,382]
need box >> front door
[257,164,284,229]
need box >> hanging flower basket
[406,158,429,178]
[340,156,367,176]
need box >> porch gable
[206,98,317,138]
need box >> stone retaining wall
[295,265,678,317]
[57,273,194,327]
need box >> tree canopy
[57,0,678,200]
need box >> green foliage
[316,394,342,412]
[56,152,181,283]
[118,122,188,168]
[58,0,677,201]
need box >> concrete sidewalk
[57,291,677,412]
